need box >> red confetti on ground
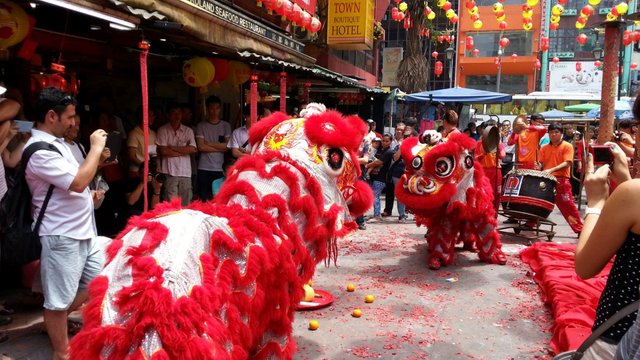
[350,346,381,358]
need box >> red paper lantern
[450,15,459,23]
[631,63,638,69]
[308,17,321,32]
[499,21,507,30]
[581,5,594,16]
[494,57,500,65]
[577,33,588,45]
[499,37,510,48]
[434,61,443,76]
[511,53,518,60]
[437,35,444,43]
[594,60,602,67]
[470,14,480,21]
[443,1,452,10]
[634,31,640,42]
[623,30,633,46]
[576,62,582,72]
[577,16,587,25]
[472,48,480,56]
[552,57,560,64]
[535,59,541,70]
[540,36,549,51]
[550,23,559,31]
[289,3,302,23]
[466,36,474,50]
[466,1,476,9]
[299,11,312,28]
[432,51,439,58]
[557,0,567,4]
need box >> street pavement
[0,201,582,359]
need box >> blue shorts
[39,235,104,311]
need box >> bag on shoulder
[0,142,61,266]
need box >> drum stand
[497,210,556,243]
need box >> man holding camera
[536,123,583,235]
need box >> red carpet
[520,242,612,353]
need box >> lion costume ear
[248,111,291,146]
[304,111,367,152]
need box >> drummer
[475,120,505,211]
[536,123,584,235]
[508,113,547,170]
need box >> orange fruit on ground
[352,309,362,317]
[364,295,374,303]
[346,283,355,292]
[308,320,319,330]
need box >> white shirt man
[194,96,230,200]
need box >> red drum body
[500,169,557,218]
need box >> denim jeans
[372,180,385,217]
[392,177,406,219]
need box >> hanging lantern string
[139,39,150,212]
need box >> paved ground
[0,202,582,359]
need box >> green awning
[564,103,600,112]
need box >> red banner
[294,0,316,17]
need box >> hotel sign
[327,0,375,50]
[179,0,305,53]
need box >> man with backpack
[25,87,108,360]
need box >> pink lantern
[623,30,633,46]
[299,11,312,28]
[499,21,507,30]
[552,57,560,64]
[434,61,443,76]
[631,63,639,69]
[594,60,602,67]
[499,37,510,48]
[576,62,582,72]
[511,53,518,60]
[437,35,444,43]
[535,59,541,70]
[432,51,439,58]
[540,36,549,51]
[289,3,302,23]
[308,17,321,32]
[472,48,480,56]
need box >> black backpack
[0,142,61,266]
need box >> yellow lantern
[427,11,436,19]
[523,22,533,31]
[468,6,478,15]
[552,4,564,16]
[228,61,251,85]
[616,2,629,15]
[0,0,30,49]
[183,57,215,87]
[575,20,586,29]
[492,2,503,12]
[473,19,483,29]
[522,10,533,18]
[399,2,408,11]
[446,9,455,18]
[550,15,561,24]
[497,14,506,21]
[526,0,539,6]
[588,0,601,5]
[437,0,446,8]
[606,12,618,21]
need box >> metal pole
[622,0,636,97]
[540,0,551,91]
[449,58,453,88]
[496,50,503,93]
[598,21,622,144]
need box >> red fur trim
[304,111,367,152]
[248,112,290,146]
[348,180,373,217]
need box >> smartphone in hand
[589,145,614,165]
[14,120,33,133]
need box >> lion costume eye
[325,148,345,174]
[411,156,423,170]
[464,155,474,169]
[434,156,455,177]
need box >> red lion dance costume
[69,106,373,359]
[395,130,506,270]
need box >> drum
[500,169,557,218]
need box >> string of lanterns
[259,0,321,33]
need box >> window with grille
[465,31,534,57]
[466,74,528,94]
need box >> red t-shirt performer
[537,123,584,235]
[508,113,547,170]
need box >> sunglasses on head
[58,95,75,106]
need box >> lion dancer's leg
[426,218,457,270]
[458,221,477,252]
[472,215,507,265]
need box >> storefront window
[549,28,578,54]
[332,49,375,74]
[475,0,521,5]
[465,31,533,57]
[466,74,528,95]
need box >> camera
[147,156,166,183]
[589,145,614,165]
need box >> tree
[397,0,429,93]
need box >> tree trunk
[397,0,428,93]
